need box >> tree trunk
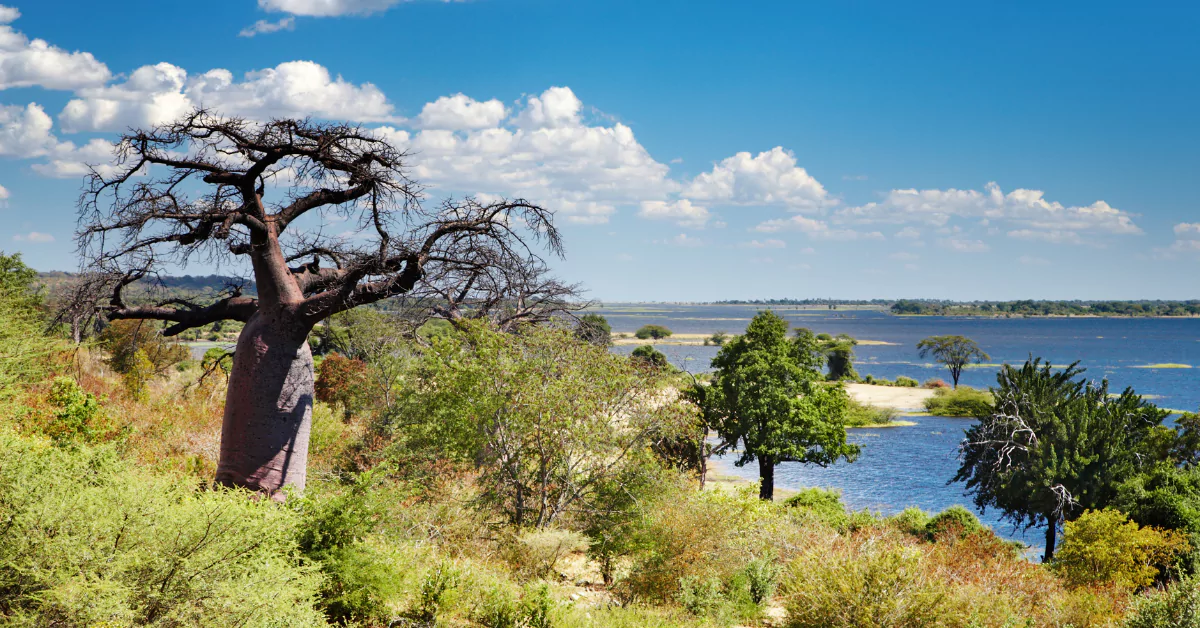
[1043,514,1058,563]
[214,313,314,500]
[758,456,775,501]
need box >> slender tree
[76,111,567,498]
[697,310,858,500]
[954,358,1168,561]
[917,335,988,388]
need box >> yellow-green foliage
[1054,508,1191,590]
[923,385,994,417]
[0,431,327,627]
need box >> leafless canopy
[77,110,577,335]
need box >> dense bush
[635,324,673,340]
[0,431,326,626]
[895,376,919,387]
[575,313,612,346]
[314,353,370,419]
[842,398,897,427]
[924,505,984,540]
[99,319,190,375]
[924,385,994,417]
[631,344,670,369]
[1054,508,1191,590]
[1125,575,1200,628]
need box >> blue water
[599,304,1200,551]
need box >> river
[595,303,1200,551]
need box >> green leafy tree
[954,358,1169,561]
[916,335,988,388]
[575,313,612,346]
[0,252,56,404]
[802,330,859,381]
[696,310,858,500]
[631,344,669,369]
[378,322,693,527]
[635,324,673,340]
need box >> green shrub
[474,583,522,628]
[631,344,670,369]
[888,507,931,536]
[785,488,850,530]
[635,324,673,340]
[413,560,461,623]
[1125,574,1200,628]
[44,376,111,445]
[0,431,326,626]
[923,386,994,417]
[743,556,781,605]
[924,505,984,540]
[521,583,555,628]
[781,545,951,627]
[1054,508,1191,590]
[678,575,725,616]
[895,376,919,388]
[842,398,897,427]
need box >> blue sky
[0,0,1197,301]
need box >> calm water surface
[598,304,1200,550]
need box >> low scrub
[843,398,898,427]
[924,386,995,417]
[0,431,326,626]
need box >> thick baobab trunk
[758,456,775,501]
[214,313,314,499]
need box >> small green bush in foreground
[0,430,326,627]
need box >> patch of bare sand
[846,383,935,412]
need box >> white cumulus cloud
[837,182,1141,242]
[684,147,830,211]
[0,6,109,90]
[417,94,506,130]
[59,60,394,132]
[753,214,882,241]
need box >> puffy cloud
[59,60,393,132]
[0,6,109,91]
[239,17,296,37]
[514,86,583,129]
[837,182,1141,241]
[12,231,53,243]
[1156,223,1200,258]
[684,147,830,210]
[894,226,921,239]
[889,251,919,261]
[1175,223,1200,238]
[372,87,674,225]
[0,103,58,157]
[753,214,882,241]
[940,238,989,253]
[637,199,710,228]
[258,0,406,16]
[32,138,118,179]
[416,94,506,130]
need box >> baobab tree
[77,110,567,498]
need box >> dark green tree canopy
[576,313,612,346]
[635,324,672,340]
[917,335,988,387]
[954,358,1169,560]
[696,310,858,500]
